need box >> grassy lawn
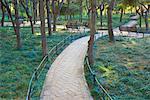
[86,36,150,99]
[0,27,70,99]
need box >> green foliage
[0,27,69,99]
[87,36,150,99]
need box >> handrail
[85,56,113,100]
[26,32,87,100]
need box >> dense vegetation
[86,36,150,99]
[0,27,69,99]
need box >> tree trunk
[80,0,83,22]
[39,0,47,56]
[33,0,37,24]
[46,0,52,36]
[120,8,123,22]
[139,15,142,27]
[88,0,96,66]
[0,3,5,26]
[20,0,34,34]
[14,0,21,49]
[53,14,57,31]
[107,0,115,42]
[52,0,64,32]
[100,10,103,27]
[2,0,22,49]
[144,12,149,33]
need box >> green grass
[0,27,70,99]
[86,36,150,99]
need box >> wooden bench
[66,21,79,29]
[119,21,137,32]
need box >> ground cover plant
[85,36,150,99]
[0,27,70,99]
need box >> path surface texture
[40,36,97,100]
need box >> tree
[79,0,83,22]
[46,0,52,36]
[88,0,96,65]
[39,0,47,56]
[20,0,34,34]
[98,1,104,27]
[33,0,37,24]
[52,0,64,31]
[0,1,5,26]
[2,0,22,49]
[14,0,21,49]
[107,0,115,42]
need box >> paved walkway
[40,36,94,100]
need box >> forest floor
[0,27,70,99]
[86,36,150,99]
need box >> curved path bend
[40,35,101,100]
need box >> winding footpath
[40,36,92,100]
[40,16,149,100]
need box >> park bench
[66,21,80,30]
[119,21,137,32]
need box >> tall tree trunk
[88,0,96,66]
[100,10,103,27]
[20,0,34,34]
[46,0,52,36]
[0,3,5,26]
[2,0,16,33]
[80,0,83,22]
[107,0,115,42]
[33,0,37,24]
[99,2,104,27]
[53,14,57,31]
[120,8,123,22]
[14,0,21,49]
[2,0,22,49]
[39,0,47,56]
[144,11,149,33]
[52,0,64,32]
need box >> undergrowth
[86,36,150,100]
[0,27,70,99]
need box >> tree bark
[14,0,22,49]
[52,0,64,31]
[120,8,123,22]
[88,0,96,66]
[80,0,83,22]
[46,0,52,36]
[107,0,115,42]
[20,0,34,34]
[2,0,22,49]
[33,0,37,24]
[100,10,103,27]
[39,0,47,56]
[0,3,5,26]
